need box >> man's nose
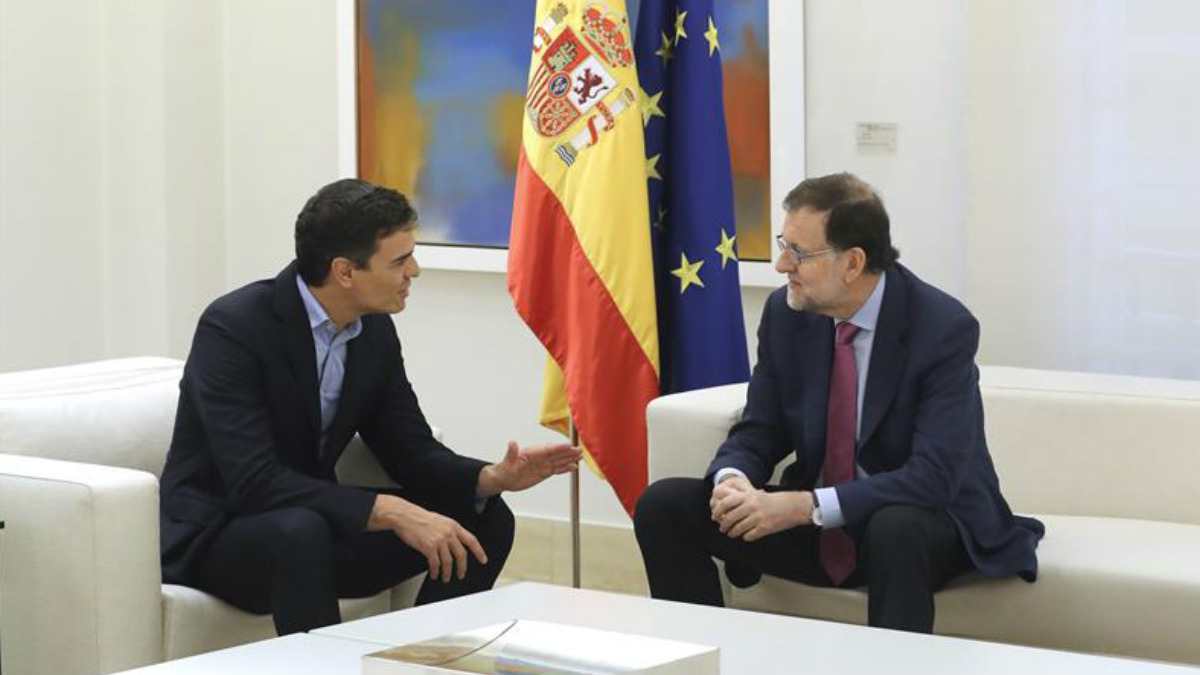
[775,253,793,274]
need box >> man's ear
[843,247,868,283]
[329,257,356,289]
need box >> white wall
[0,0,228,367]
[965,0,1200,379]
[805,0,966,297]
[223,0,341,288]
[0,0,339,368]
[163,0,227,358]
[1,1,108,368]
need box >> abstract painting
[357,0,771,260]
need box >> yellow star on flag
[674,9,688,45]
[646,154,662,181]
[704,16,720,56]
[656,30,675,66]
[715,228,737,268]
[641,87,664,126]
[671,252,705,293]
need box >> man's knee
[634,477,705,538]
[479,497,516,552]
[270,507,333,553]
[863,505,933,563]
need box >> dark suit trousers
[190,489,514,636]
[634,477,970,633]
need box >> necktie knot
[836,321,860,345]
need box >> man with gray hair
[635,172,1043,633]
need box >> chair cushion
[0,357,182,477]
[390,574,425,611]
[161,584,393,661]
[937,514,1200,664]
[727,514,1200,665]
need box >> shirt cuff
[713,467,748,488]
[814,486,846,529]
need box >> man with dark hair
[634,172,1043,633]
[160,178,581,635]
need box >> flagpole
[568,417,581,589]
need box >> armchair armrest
[0,454,162,674]
[646,383,748,483]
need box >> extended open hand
[477,440,582,497]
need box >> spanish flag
[508,1,659,516]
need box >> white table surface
[314,582,1200,675]
[115,633,390,675]
[111,583,1200,675]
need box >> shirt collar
[296,273,332,330]
[295,273,362,339]
[842,271,887,333]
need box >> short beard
[786,288,804,311]
[787,286,834,315]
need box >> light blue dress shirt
[296,274,362,447]
[297,275,489,511]
[716,273,887,531]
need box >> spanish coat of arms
[526,3,638,166]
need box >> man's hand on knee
[709,474,753,514]
[368,494,488,583]
[711,487,815,542]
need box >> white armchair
[647,366,1200,665]
[0,357,423,675]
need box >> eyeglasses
[775,236,837,266]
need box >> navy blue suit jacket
[708,264,1044,579]
[159,262,486,583]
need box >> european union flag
[634,0,750,394]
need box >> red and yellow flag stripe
[508,0,659,515]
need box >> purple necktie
[821,321,860,585]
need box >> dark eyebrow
[392,250,414,265]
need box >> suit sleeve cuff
[335,484,378,535]
[713,467,748,488]
[814,486,846,529]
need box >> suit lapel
[273,263,321,433]
[859,268,909,448]
[795,312,834,460]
